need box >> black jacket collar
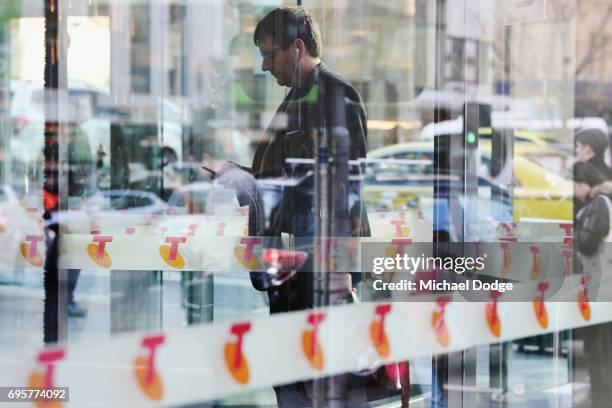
[287,62,326,100]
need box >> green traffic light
[466,131,476,144]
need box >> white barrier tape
[57,232,577,281]
[0,212,572,272]
[517,219,572,243]
[59,234,255,271]
[1,274,610,407]
[2,211,572,241]
[464,241,571,281]
[80,212,433,240]
[365,210,433,240]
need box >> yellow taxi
[364,141,572,222]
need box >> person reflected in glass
[65,95,96,318]
[575,128,612,180]
[217,6,369,311]
[574,161,606,216]
[574,162,612,407]
[216,6,372,407]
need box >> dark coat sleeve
[345,88,371,238]
[576,196,611,257]
[345,91,368,161]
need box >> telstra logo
[533,282,549,328]
[28,348,65,408]
[499,242,512,277]
[486,290,502,338]
[234,238,261,269]
[529,246,542,280]
[21,235,44,267]
[302,312,325,370]
[432,297,450,347]
[390,219,410,237]
[87,236,113,268]
[578,276,591,321]
[385,238,412,259]
[370,304,391,358]
[159,237,186,269]
[133,334,165,401]
[224,323,251,384]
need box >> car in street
[50,189,170,234]
[8,80,185,173]
[364,141,572,224]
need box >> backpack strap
[598,194,612,243]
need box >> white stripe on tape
[0,213,570,271]
[1,274,610,407]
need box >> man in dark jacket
[574,161,606,217]
[574,178,612,407]
[575,128,612,180]
[217,6,370,406]
[576,179,612,257]
[219,6,369,312]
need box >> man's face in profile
[258,36,298,87]
[575,141,595,162]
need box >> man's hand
[215,162,258,206]
[216,162,251,188]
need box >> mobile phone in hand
[227,161,252,173]
[200,165,216,179]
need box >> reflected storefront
[1,0,612,407]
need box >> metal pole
[312,66,328,408]
[43,0,62,344]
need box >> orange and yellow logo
[87,235,113,268]
[28,348,65,408]
[560,227,573,276]
[562,249,572,276]
[431,297,450,347]
[533,282,549,328]
[133,334,165,401]
[578,276,591,321]
[234,238,261,270]
[499,241,513,277]
[159,237,187,269]
[498,223,517,277]
[370,304,391,358]
[390,219,410,237]
[486,291,502,338]
[530,246,542,280]
[302,312,326,370]
[20,235,44,267]
[385,238,412,259]
[224,323,251,384]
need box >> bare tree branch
[575,4,612,76]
